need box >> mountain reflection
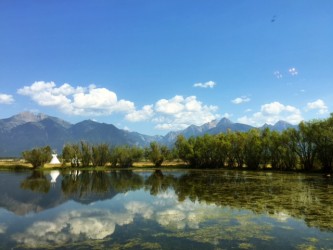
[0,170,331,231]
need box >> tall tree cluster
[174,115,333,172]
[22,146,52,169]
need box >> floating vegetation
[154,213,275,247]
[238,243,254,249]
[297,244,317,250]
[111,238,162,250]
[0,170,333,249]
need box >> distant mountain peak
[217,117,232,126]
[259,120,296,132]
[274,120,290,126]
[11,111,47,123]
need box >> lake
[0,169,332,249]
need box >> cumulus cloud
[153,95,220,131]
[17,81,220,131]
[155,96,185,114]
[0,93,14,104]
[12,209,134,248]
[238,101,303,126]
[306,99,328,114]
[288,67,298,76]
[125,105,154,122]
[153,190,221,230]
[231,96,250,104]
[124,201,154,219]
[273,71,283,79]
[17,81,135,116]
[193,81,216,88]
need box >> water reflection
[0,170,332,249]
[12,170,333,231]
[20,171,51,193]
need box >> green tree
[110,145,143,168]
[260,128,272,169]
[214,133,229,168]
[148,142,169,167]
[22,146,52,169]
[62,143,81,167]
[91,143,110,167]
[80,141,91,167]
[243,129,262,170]
[279,129,298,170]
[311,115,333,172]
[266,130,284,170]
[291,123,317,171]
[175,135,194,165]
[230,132,246,168]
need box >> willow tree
[22,146,52,169]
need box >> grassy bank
[0,159,188,170]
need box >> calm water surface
[0,169,332,249]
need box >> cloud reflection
[12,187,291,248]
[0,224,7,234]
[13,209,134,247]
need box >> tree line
[22,141,174,169]
[175,115,333,172]
[22,115,333,172]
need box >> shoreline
[0,160,331,176]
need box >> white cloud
[17,81,135,116]
[222,113,232,118]
[17,81,221,132]
[12,209,135,248]
[0,93,14,104]
[125,105,154,122]
[238,101,303,126]
[153,95,220,131]
[306,99,328,114]
[156,209,187,229]
[273,71,283,79]
[288,67,298,76]
[193,81,216,88]
[125,201,154,219]
[231,96,250,104]
[155,95,185,114]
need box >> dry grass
[0,159,187,169]
[133,161,186,168]
[0,159,32,169]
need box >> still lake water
[0,169,332,249]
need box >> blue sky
[0,0,332,135]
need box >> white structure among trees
[50,154,61,164]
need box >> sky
[0,0,332,135]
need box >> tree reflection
[62,171,112,197]
[109,170,144,192]
[20,171,51,193]
[144,170,176,195]
[61,170,144,198]
[171,171,333,231]
[17,169,333,231]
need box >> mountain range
[0,112,297,157]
